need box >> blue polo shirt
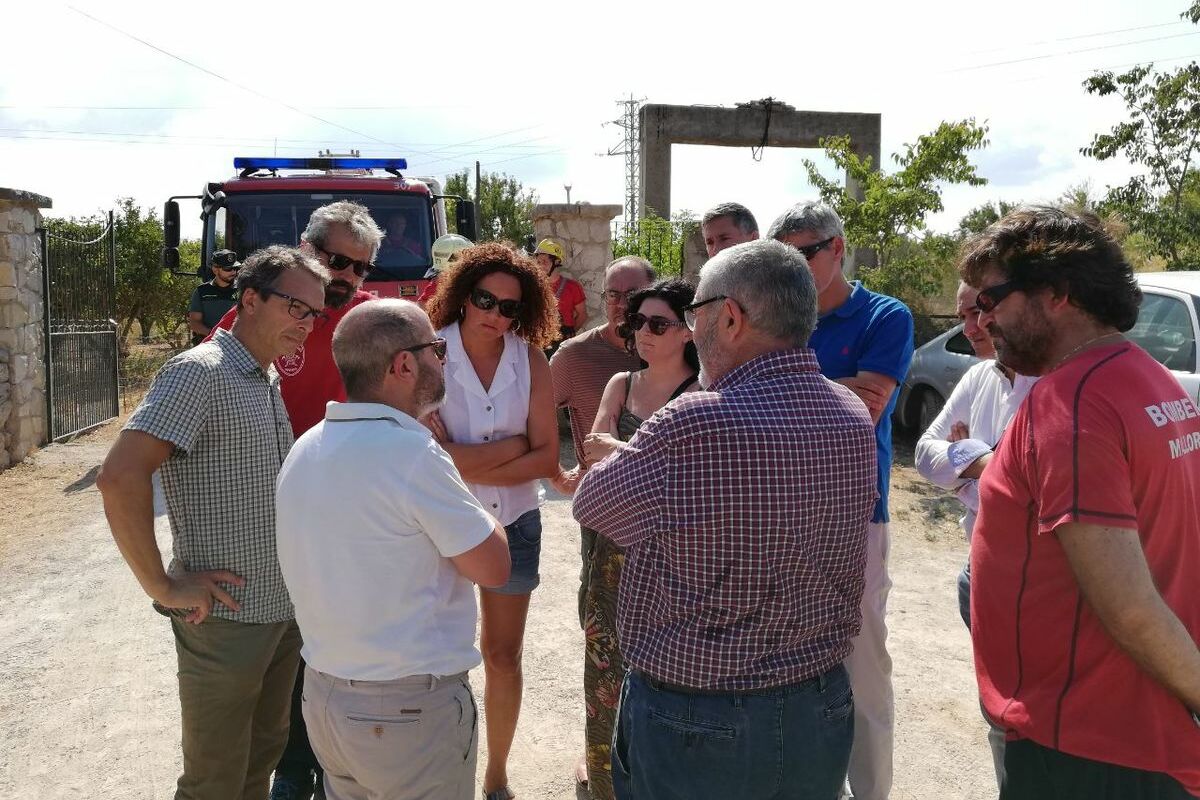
[810,281,914,523]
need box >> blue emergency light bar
[233,157,408,171]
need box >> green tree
[443,169,537,243]
[803,118,990,307]
[956,200,1019,237]
[1082,60,1200,269]
[612,211,698,276]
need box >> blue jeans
[612,665,853,800]
[489,509,541,595]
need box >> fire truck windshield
[211,192,433,283]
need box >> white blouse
[436,322,542,526]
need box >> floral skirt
[582,531,625,800]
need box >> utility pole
[475,160,482,217]
[603,95,644,226]
[564,184,572,204]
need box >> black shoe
[270,772,315,800]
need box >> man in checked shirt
[573,239,878,800]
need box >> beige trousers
[302,666,478,800]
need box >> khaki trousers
[171,615,302,800]
[302,666,478,800]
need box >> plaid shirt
[126,328,295,623]
[573,349,877,690]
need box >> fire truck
[162,155,476,297]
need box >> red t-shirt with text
[974,341,1200,793]
[208,290,376,437]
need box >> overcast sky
[3,0,1197,239]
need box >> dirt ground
[0,418,995,799]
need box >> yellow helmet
[430,234,473,273]
[534,238,565,263]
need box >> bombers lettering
[1144,396,1200,428]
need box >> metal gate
[41,211,119,440]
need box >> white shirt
[914,360,1037,539]
[276,402,495,681]
[437,322,541,525]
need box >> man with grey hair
[277,299,511,800]
[207,202,384,799]
[701,201,759,257]
[574,239,877,799]
[99,246,329,800]
[770,201,914,800]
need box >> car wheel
[916,389,945,433]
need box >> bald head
[333,299,433,399]
[603,256,656,330]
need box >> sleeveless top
[617,371,697,442]
[437,322,541,525]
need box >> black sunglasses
[794,236,836,260]
[401,338,448,361]
[313,243,374,277]
[682,294,728,331]
[626,312,687,335]
[259,287,328,322]
[975,280,1024,314]
[470,288,525,319]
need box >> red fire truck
[162,156,476,297]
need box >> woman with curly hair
[577,278,700,800]
[423,242,560,800]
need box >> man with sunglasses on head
[187,249,241,345]
[769,201,914,800]
[98,246,330,800]
[207,201,383,800]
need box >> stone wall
[532,203,623,327]
[0,189,51,470]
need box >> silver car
[894,271,1200,431]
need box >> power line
[946,30,1200,73]
[970,19,1187,55]
[603,96,643,225]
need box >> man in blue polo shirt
[770,201,914,800]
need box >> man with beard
[209,201,383,438]
[573,240,877,799]
[963,206,1200,798]
[209,202,383,799]
[276,299,511,800]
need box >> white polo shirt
[276,401,495,681]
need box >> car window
[1127,292,1196,373]
[945,330,975,356]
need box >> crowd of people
[97,197,1200,800]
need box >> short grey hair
[606,255,656,282]
[702,202,758,235]
[301,201,385,261]
[766,200,845,241]
[236,245,330,308]
[332,299,426,398]
[697,239,817,347]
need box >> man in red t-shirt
[209,201,382,438]
[534,238,587,354]
[207,201,382,800]
[961,206,1200,799]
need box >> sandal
[483,787,515,800]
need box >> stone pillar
[532,203,623,327]
[681,228,707,286]
[0,188,51,470]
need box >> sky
[2,0,1198,240]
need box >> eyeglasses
[258,287,329,322]
[975,280,1024,314]
[603,288,636,304]
[400,338,448,361]
[313,243,374,277]
[470,288,525,319]
[626,313,687,335]
[793,236,836,260]
[682,295,728,331]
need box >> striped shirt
[126,329,296,623]
[573,349,878,690]
[550,326,642,465]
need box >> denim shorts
[489,509,541,595]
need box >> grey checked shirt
[127,328,296,623]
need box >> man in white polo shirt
[276,299,511,800]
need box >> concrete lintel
[533,203,623,221]
[0,188,53,208]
